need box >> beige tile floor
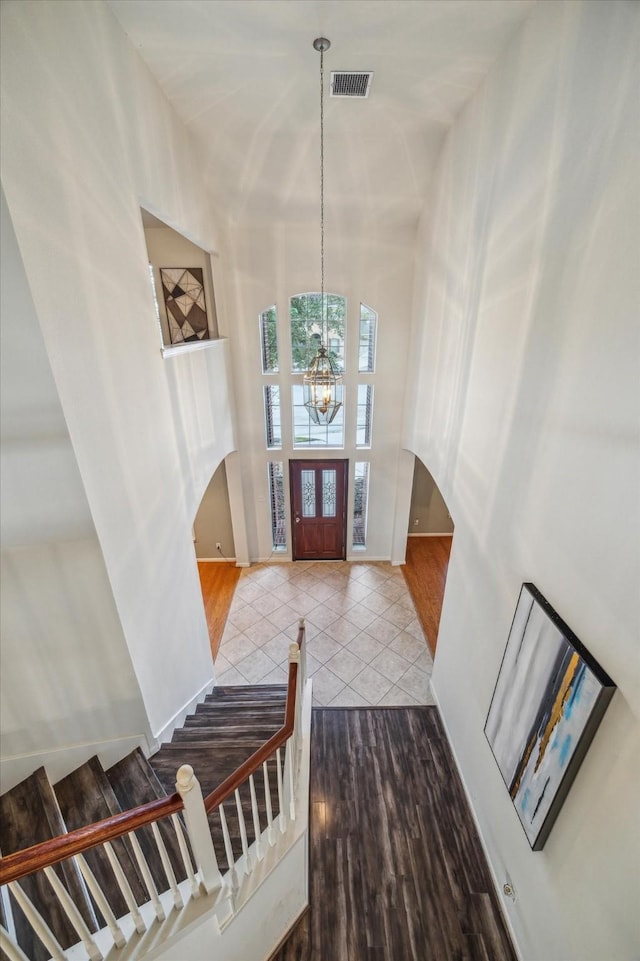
[215,561,435,707]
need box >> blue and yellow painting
[485,584,614,849]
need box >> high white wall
[225,221,416,562]
[0,187,149,789]
[406,2,640,959]
[0,0,236,749]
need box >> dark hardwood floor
[402,536,452,657]
[273,708,515,961]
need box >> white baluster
[276,747,286,833]
[7,881,66,961]
[0,924,30,961]
[171,813,201,899]
[263,759,275,846]
[289,642,302,763]
[126,831,166,920]
[248,774,263,861]
[218,802,237,891]
[75,853,126,948]
[42,866,103,961]
[283,737,296,821]
[234,789,250,873]
[175,764,223,897]
[151,822,183,909]
[298,618,307,683]
[103,841,146,934]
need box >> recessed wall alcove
[141,208,218,349]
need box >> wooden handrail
[205,661,298,813]
[0,794,183,886]
[0,623,306,888]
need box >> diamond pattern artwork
[160,267,210,344]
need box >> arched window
[290,292,346,372]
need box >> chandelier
[303,37,343,426]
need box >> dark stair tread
[197,701,286,714]
[105,748,189,889]
[0,768,98,960]
[172,726,282,743]
[204,690,286,704]
[172,726,281,741]
[106,747,168,804]
[150,741,282,874]
[183,711,283,727]
[200,701,287,714]
[150,746,281,799]
[55,757,147,918]
[208,684,287,696]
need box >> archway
[193,460,240,660]
[403,457,454,657]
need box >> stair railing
[0,620,308,961]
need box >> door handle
[295,516,301,523]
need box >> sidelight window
[264,385,282,449]
[268,461,286,551]
[356,385,373,448]
[353,462,370,549]
[359,303,377,372]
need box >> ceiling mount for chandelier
[303,37,343,427]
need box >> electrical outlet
[216,542,222,552]
[502,879,517,902]
[413,518,419,526]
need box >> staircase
[0,669,311,961]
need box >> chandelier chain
[320,44,325,342]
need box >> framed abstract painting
[160,267,210,344]
[485,583,615,850]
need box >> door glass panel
[301,470,316,517]
[322,470,337,517]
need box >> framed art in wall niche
[484,583,616,850]
[160,267,210,344]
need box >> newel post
[176,765,222,896]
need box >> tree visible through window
[260,306,278,373]
[290,293,345,372]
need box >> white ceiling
[108,0,535,229]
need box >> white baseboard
[152,676,215,746]
[429,679,523,960]
[407,532,454,537]
[197,556,237,563]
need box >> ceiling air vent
[330,71,373,98]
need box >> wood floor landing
[274,708,515,961]
[198,561,241,659]
[402,536,452,656]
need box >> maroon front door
[290,460,348,561]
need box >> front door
[290,460,348,561]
